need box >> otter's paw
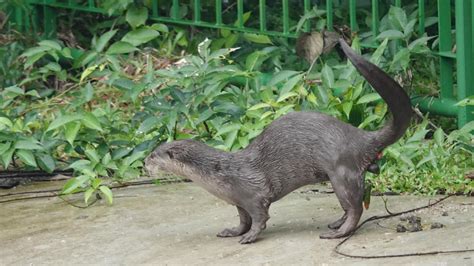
[217,228,242,238]
[328,219,345,230]
[239,231,259,244]
[319,230,349,239]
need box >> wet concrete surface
[0,181,473,265]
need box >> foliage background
[0,0,472,204]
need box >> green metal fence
[10,0,474,127]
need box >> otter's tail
[338,39,412,149]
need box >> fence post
[42,0,57,38]
[455,0,473,127]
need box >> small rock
[396,224,407,233]
[406,223,423,232]
[400,214,409,221]
[407,215,422,224]
[431,222,444,229]
[442,211,448,216]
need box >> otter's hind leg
[320,170,364,239]
[239,200,270,244]
[328,212,347,230]
[217,206,251,237]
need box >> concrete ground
[0,181,473,265]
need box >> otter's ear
[166,150,174,159]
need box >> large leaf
[16,149,37,167]
[106,41,138,55]
[377,30,404,40]
[243,33,272,44]
[62,175,90,194]
[95,29,117,52]
[122,28,160,46]
[321,64,334,88]
[357,93,381,104]
[126,5,148,28]
[47,114,83,131]
[37,154,56,173]
[99,186,113,204]
[64,122,81,145]
[82,113,103,131]
[14,139,43,150]
[38,40,62,51]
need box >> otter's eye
[166,150,174,159]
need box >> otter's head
[144,139,207,179]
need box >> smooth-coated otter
[144,39,412,244]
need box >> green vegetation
[0,1,472,204]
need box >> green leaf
[126,5,148,28]
[433,128,445,146]
[0,147,15,169]
[47,114,82,131]
[216,123,241,137]
[357,93,381,104]
[388,6,407,31]
[84,187,95,205]
[138,116,161,134]
[14,140,43,150]
[37,154,55,173]
[268,70,300,86]
[0,117,13,129]
[0,142,11,155]
[248,103,271,111]
[5,85,24,96]
[106,41,138,55]
[64,122,81,145]
[82,113,103,131]
[280,73,304,95]
[243,33,273,44]
[62,175,90,194]
[377,30,404,40]
[342,101,353,119]
[277,91,298,103]
[16,149,37,167]
[39,40,62,51]
[122,28,160,46]
[150,23,168,33]
[321,64,334,88]
[20,46,50,58]
[198,38,212,59]
[85,148,100,164]
[99,186,114,204]
[95,29,117,52]
[370,38,388,65]
[68,159,91,170]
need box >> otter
[144,39,412,244]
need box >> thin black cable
[334,195,474,259]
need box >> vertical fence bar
[372,0,379,40]
[395,0,401,7]
[303,0,311,32]
[152,0,158,17]
[349,0,357,31]
[14,6,24,32]
[259,0,267,31]
[43,0,57,38]
[282,0,289,34]
[215,0,222,25]
[237,0,244,28]
[172,0,179,19]
[418,0,425,34]
[326,0,333,30]
[455,0,474,127]
[87,0,94,8]
[438,0,454,99]
[194,0,201,22]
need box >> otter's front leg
[239,200,270,244]
[217,206,251,237]
[320,170,364,239]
